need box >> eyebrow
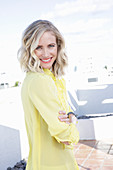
[38,43,56,46]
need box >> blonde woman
[18,20,79,170]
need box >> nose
[43,48,49,57]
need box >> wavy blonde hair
[17,20,68,77]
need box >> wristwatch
[67,112,78,118]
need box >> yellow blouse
[21,69,79,170]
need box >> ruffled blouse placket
[44,69,69,113]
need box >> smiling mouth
[40,57,53,63]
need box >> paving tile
[75,149,92,160]
[91,148,108,155]
[75,152,89,159]
[79,165,91,170]
[106,154,113,159]
[74,142,81,147]
[75,149,92,154]
[74,145,80,150]
[83,159,104,167]
[80,166,101,170]
[104,157,113,165]
[89,149,107,159]
[95,142,111,151]
[90,148,107,154]
[101,166,113,170]
[75,140,113,170]
[79,144,93,150]
[76,158,85,165]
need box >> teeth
[42,58,51,62]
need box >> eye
[48,44,56,48]
[36,46,42,50]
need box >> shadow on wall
[68,84,113,116]
[68,90,79,115]
[0,125,21,170]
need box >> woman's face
[34,31,57,69]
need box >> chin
[41,62,54,70]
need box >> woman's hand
[58,110,78,145]
[58,110,70,124]
[61,141,70,145]
[58,110,78,125]
[68,113,78,126]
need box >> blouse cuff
[70,123,79,144]
[54,123,79,145]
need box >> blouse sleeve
[28,74,79,144]
[61,78,74,113]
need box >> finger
[59,110,66,115]
[60,118,70,122]
[58,115,68,119]
[58,116,70,122]
[61,141,70,145]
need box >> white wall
[77,116,113,140]
[68,83,113,140]
[0,125,21,169]
[0,87,28,169]
[68,83,113,116]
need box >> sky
[0,0,113,78]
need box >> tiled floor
[74,140,113,170]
